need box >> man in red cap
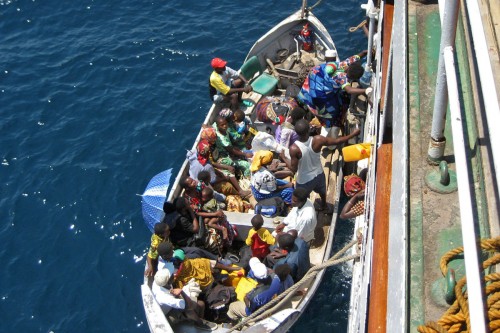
[209,57,252,111]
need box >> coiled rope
[417,237,500,333]
[349,20,367,33]
[227,238,360,332]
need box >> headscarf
[343,174,365,197]
[325,62,338,75]
[250,150,274,173]
[200,127,216,145]
[196,140,211,166]
[219,108,233,119]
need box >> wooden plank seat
[225,210,284,242]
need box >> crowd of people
[143,41,370,329]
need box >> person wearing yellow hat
[250,150,294,204]
[209,57,252,112]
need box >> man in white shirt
[152,268,217,330]
[152,269,186,314]
[273,187,317,243]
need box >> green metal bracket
[445,268,456,304]
[425,161,458,193]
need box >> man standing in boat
[209,57,252,112]
[282,119,361,211]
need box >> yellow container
[342,143,371,162]
[235,277,258,301]
[221,265,245,288]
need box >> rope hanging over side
[349,19,367,33]
[417,237,500,333]
[227,238,360,332]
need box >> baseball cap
[211,57,227,69]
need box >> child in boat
[197,170,226,207]
[274,106,306,149]
[245,214,275,260]
[233,109,254,150]
[144,222,170,277]
[194,134,251,198]
[233,109,251,135]
[200,186,235,247]
[218,109,247,151]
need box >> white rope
[228,238,360,332]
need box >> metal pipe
[443,46,487,333]
[301,0,307,18]
[427,0,459,162]
[294,37,300,61]
[464,0,500,198]
[361,1,377,69]
[366,7,377,69]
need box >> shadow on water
[291,195,355,333]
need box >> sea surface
[0,0,366,332]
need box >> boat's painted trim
[366,144,392,333]
[386,0,408,330]
[142,284,173,333]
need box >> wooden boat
[141,4,350,333]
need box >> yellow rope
[349,19,367,33]
[418,237,500,333]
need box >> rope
[227,238,360,332]
[307,0,323,12]
[349,19,367,33]
[417,237,500,333]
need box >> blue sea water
[0,0,366,331]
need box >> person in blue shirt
[226,263,293,321]
[269,231,311,282]
[246,264,294,314]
